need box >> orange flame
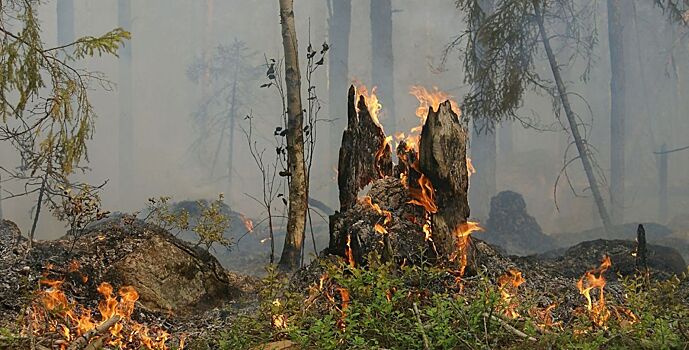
[27,265,176,349]
[336,287,351,331]
[354,83,383,129]
[407,173,438,214]
[466,157,476,178]
[577,255,612,327]
[345,234,355,268]
[409,85,460,125]
[240,213,254,232]
[452,221,483,279]
[498,268,526,319]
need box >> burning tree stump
[329,86,392,259]
[418,101,471,260]
[337,85,392,210]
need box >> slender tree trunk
[278,0,308,272]
[29,174,47,249]
[118,0,133,207]
[468,0,496,221]
[533,1,613,234]
[327,0,351,208]
[608,0,626,225]
[370,0,395,132]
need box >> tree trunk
[277,0,308,272]
[608,0,626,225]
[532,1,613,234]
[468,0,496,222]
[418,102,470,259]
[327,0,351,208]
[118,0,133,208]
[370,0,395,132]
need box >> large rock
[482,191,558,255]
[0,217,255,317]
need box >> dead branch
[66,315,121,350]
[412,303,431,350]
[483,312,537,342]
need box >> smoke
[2,0,688,243]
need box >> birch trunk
[277,0,308,272]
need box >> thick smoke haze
[2,0,688,245]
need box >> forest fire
[576,255,612,327]
[498,268,526,319]
[26,272,173,350]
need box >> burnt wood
[418,101,471,260]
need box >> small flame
[576,255,612,327]
[498,268,526,319]
[354,82,383,129]
[452,221,483,279]
[407,173,438,214]
[409,85,460,125]
[271,299,287,330]
[466,157,476,178]
[240,214,254,232]
[336,288,351,331]
[345,234,356,267]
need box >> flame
[336,288,350,331]
[354,83,383,129]
[26,266,176,349]
[466,157,476,178]
[345,234,356,267]
[452,221,483,279]
[271,299,287,330]
[240,213,254,232]
[361,196,393,235]
[576,255,612,327]
[498,268,526,319]
[407,173,438,214]
[409,85,460,125]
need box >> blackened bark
[336,86,392,212]
[418,102,471,259]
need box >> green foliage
[200,255,689,350]
[146,194,232,251]
[1,0,129,241]
[50,184,109,242]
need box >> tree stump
[329,85,392,255]
[418,101,470,260]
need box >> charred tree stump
[418,101,470,260]
[329,85,392,257]
[636,224,648,274]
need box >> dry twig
[66,315,121,350]
[483,312,537,342]
[412,303,431,350]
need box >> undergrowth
[189,255,689,350]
